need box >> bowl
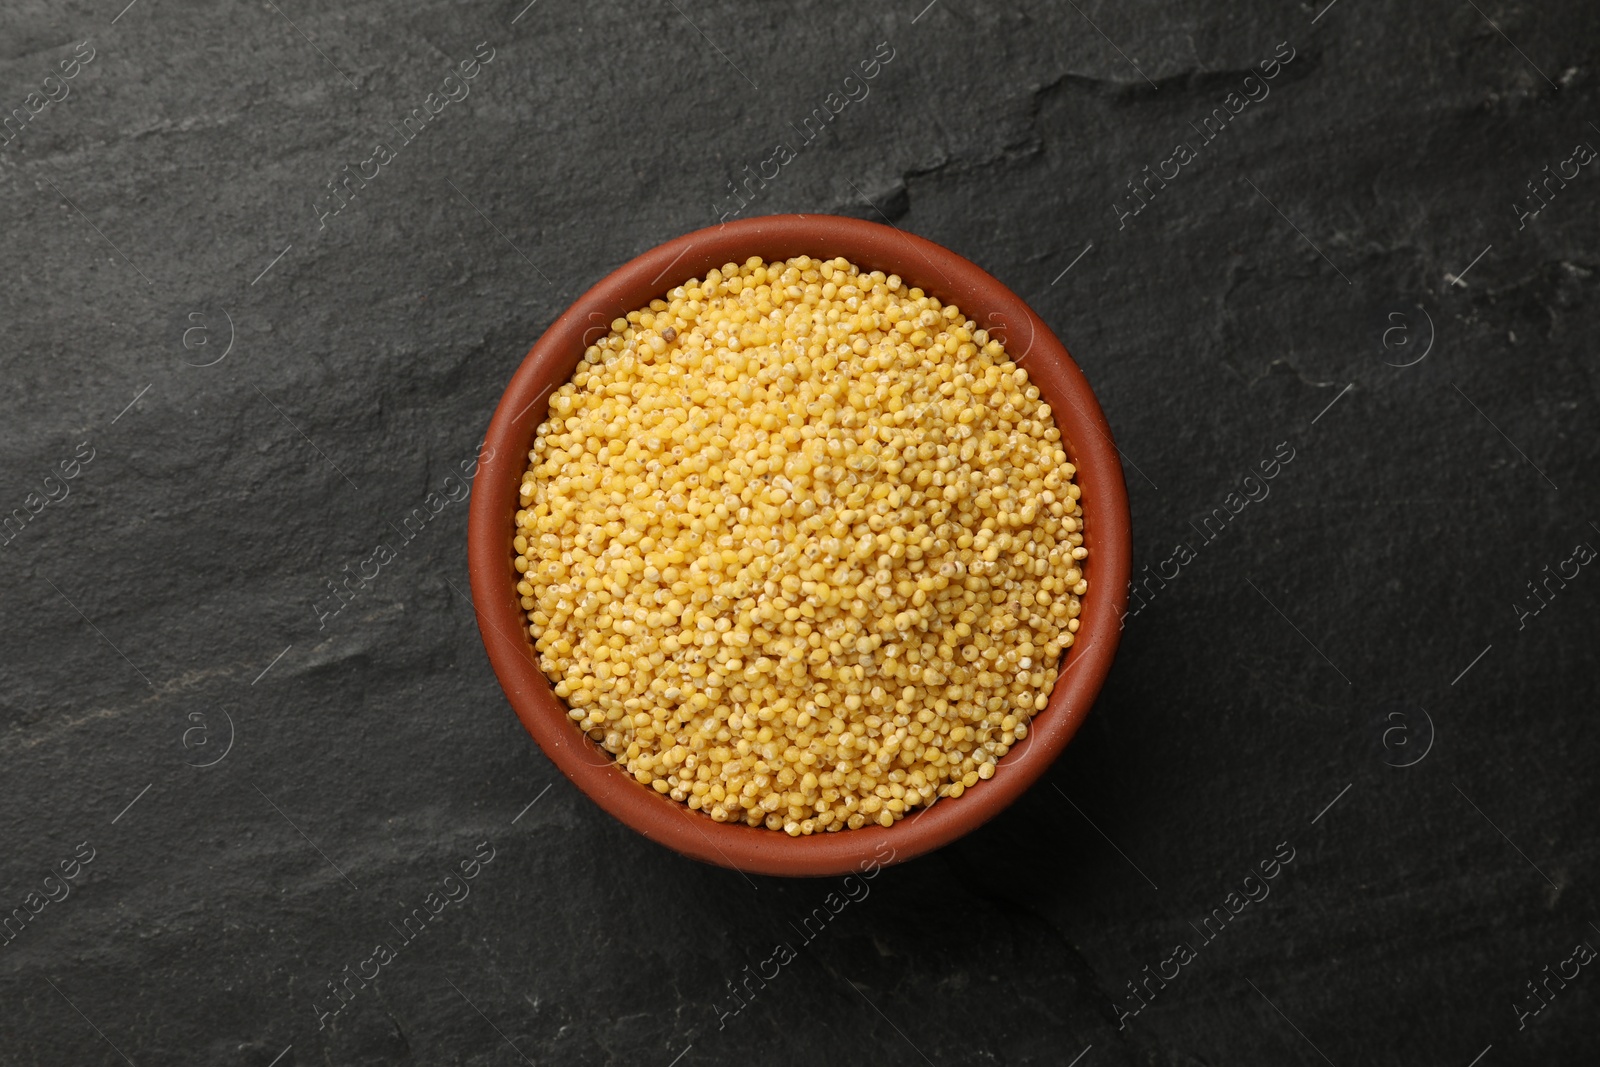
[467,214,1131,877]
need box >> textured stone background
[2,0,1597,1064]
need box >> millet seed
[515,255,1086,835]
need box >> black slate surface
[2,0,1597,1064]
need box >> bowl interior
[467,214,1131,877]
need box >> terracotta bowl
[468,214,1131,877]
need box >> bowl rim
[467,213,1131,877]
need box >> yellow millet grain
[515,255,1087,835]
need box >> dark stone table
[2,0,1596,1063]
